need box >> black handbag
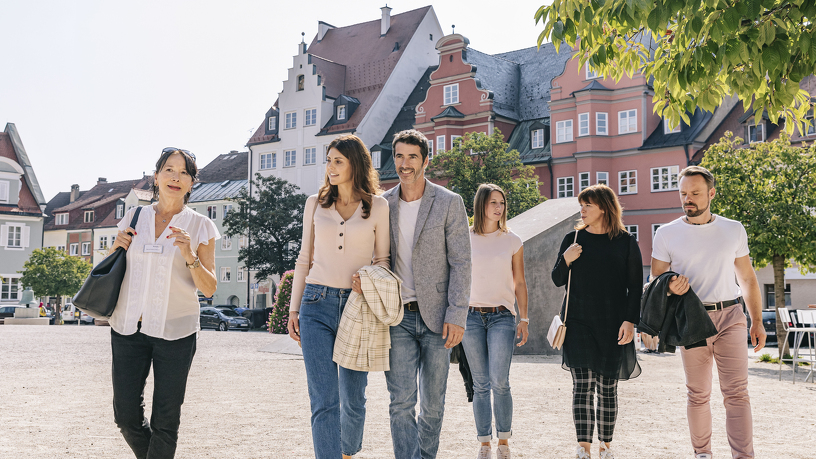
[74,207,143,319]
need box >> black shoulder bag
[74,207,143,319]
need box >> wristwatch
[519,317,530,323]
[186,257,200,269]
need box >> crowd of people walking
[101,133,766,459]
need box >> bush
[268,270,295,334]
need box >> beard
[684,202,709,217]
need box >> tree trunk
[773,254,788,359]
[55,297,63,326]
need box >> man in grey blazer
[383,129,472,459]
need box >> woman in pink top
[462,184,529,459]
[287,135,389,459]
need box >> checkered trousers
[570,367,619,443]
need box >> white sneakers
[575,445,591,459]
[496,444,511,459]
[477,445,491,459]
[599,443,615,459]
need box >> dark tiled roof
[189,180,248,203]
[431,106,465,120]
[465,49,520,120]
[640,108,714,150]
[312,55,346,99]
[196,151,248,183]
[247,100,280,146]
[571,79,613,95]
[44,177,151,231]
[44,191,79,220]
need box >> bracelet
[519,317,530,323]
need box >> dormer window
[586,66,600,79]
[55,213,69,225]
[444,83,459,105]
[0,180,8,203]
[372,151,381,169]
[116,204,124,219]
[337,105,346,120]
[268,116,277,131]
[297,75,305,91]
[531,129,545,148]
[748,122,765,143]
[664,122,681,134]
[84,210,94,223]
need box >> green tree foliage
[19,247,92,301]
[222,173,307,282]
[268,270,294,334]
[701,132,816,356]
[428,130,543,218]
[535,0,814,133]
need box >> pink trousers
[680,305,754,458]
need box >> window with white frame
[304,147,316,165]
[337,105,346,120]
[556,120,573,143]
[237,268,247,282]
[1,276,21,301]
[652,224,664,240]
[619,109,637,134]
[427,140,433,157]
[578,113,590,136]
[69,243,78,256]
[451,135,462,148]
[268,116,276,130]
[323,145,329,163]
[664,121,681,134]
[651,166,680,191]
[579,172,590,191]
[260,152,275,170]
[436,135,445,155]
[625,225,639,241]
[531,129,545,148]
[81,242,91,256]
[57,245,65,252]
[619,170,637,195]
[239,235,248,248]
[221,235,232,251]
[749,122,765,143]
[55,213,69,225]
[806,109,816,136]
[98,236,108,250]
[372,151,381,169]
[596,112,608,136]
[116,204,124,219]
[557,177,574,198]
[285,150,296,167]
[207,206,217,219]
[586,66,600,79]
[223,204,232,218]
[285,112,297,129]
[305,108,317,127]
[220,267,231,282]
[0,181,8,203]
[84,210,94,223]
[3,224,24,248]
[596,171,609,186]
[443,83,459,105]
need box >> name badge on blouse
[143,244,164,254]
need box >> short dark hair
[392,129,429,162]
[679,165,716,190]
[152,149,198,204]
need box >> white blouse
[110,205,220,340]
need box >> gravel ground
[1,325,814,459]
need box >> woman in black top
[551,184,642,459]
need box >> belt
[404,301,419,312]
[469,306,510,313]
[703,298,741,311]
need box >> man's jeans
[461,309,516,442]
[385,309,451,459]
[111,327,197,459]
[299,284,369,458]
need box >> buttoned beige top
[290,194,390,313]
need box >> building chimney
[318,21,335,42]
[230,150,238,154]
[70,184,80,203]
[97,177,107,185]
[381,5,392,36]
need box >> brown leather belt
[469,306,510,313]
[404,301,419,312]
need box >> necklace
[686,215,714,225]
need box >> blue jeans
[385,309,451,459]
[299,284,369,458]
[461,309,516,442]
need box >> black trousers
[111,327,197,459]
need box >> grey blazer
[383,179,472,333]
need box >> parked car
[747,308,797,346]
[0,306,24,324]
[200,307,250,331]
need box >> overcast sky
[1,0,553,201]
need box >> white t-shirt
[469,229,523,314]
[394,198,422,303]
[111,205,220,340]
[651,215,749,303]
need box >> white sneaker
[695,454,712,459]
[477,445,491,459]
[496,444,511,459]
[600,442,615,459]
[575,445,590,459]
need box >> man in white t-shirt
[651,166,765,459]
[382,129,471,459]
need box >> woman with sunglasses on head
[551,184,642,459]
[108,147,220,459]
[287,134,389,459]
[462,183,529,459]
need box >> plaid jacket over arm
[333,265,404,372]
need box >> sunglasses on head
[162,147,196,162]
